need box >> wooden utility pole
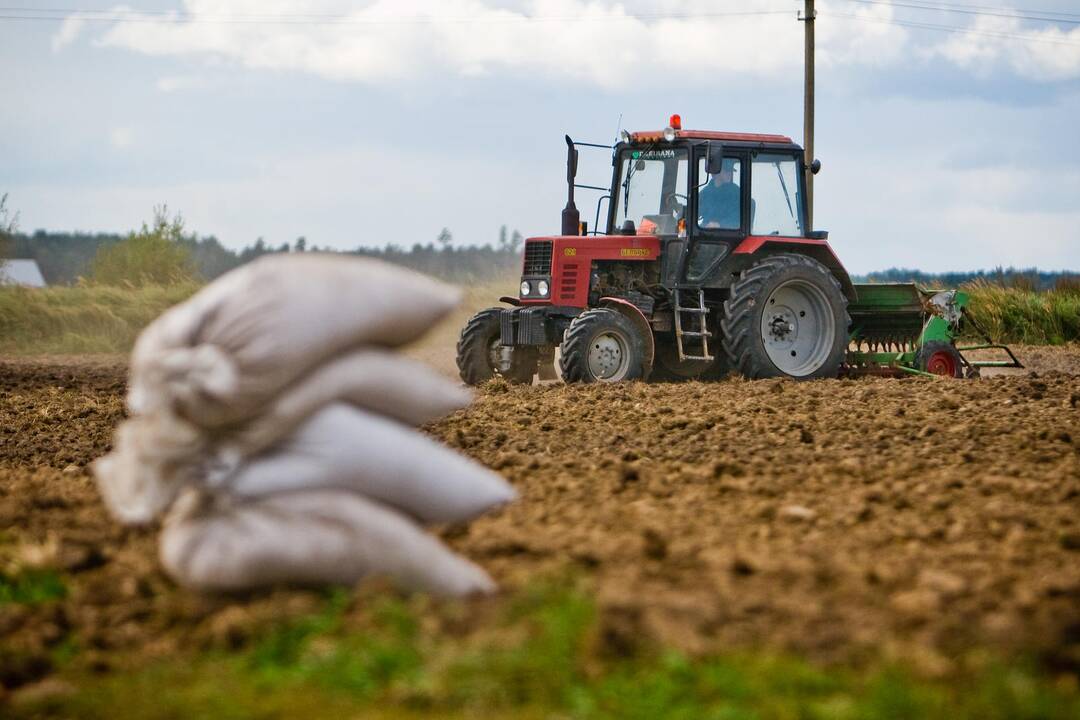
[803,0,816,230]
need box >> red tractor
[457,115,854,384]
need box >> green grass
[965,282,1080,345]
[0,282,197,354]
[0,568,67,605]
[10,581,1077,720]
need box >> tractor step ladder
[673,288,714,362]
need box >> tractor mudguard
[598,296,655,376]
[734,236,856,301]
[498,296,522,306]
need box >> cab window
[695,156,742,231]
[750,154,803,236]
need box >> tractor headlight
[520,280,531,296]
[663,126,676,142]
[537,280,549,296]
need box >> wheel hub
[588,333,627,380]
[925,350,957,377]
[768,311,797,341]
[760,280,835,377]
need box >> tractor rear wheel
[721,254,849,379]
[560,308,646,383]
[457,308,538,386]
[915,341,964,378]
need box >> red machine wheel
[915,341,964,378]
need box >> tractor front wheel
[457,308,538,386]
[915,341,964,378]
[721,254,850,379]
[560,308,646,383]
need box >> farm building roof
[0,259,47,287]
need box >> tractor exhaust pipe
[561,135,581,236]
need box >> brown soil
[1,347,1078,693]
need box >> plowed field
[1,348,1078,698]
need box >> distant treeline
[7,227,1079,290]
[8,225,526,285]
[853,267,1079,292]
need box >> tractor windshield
[613,147,688,235]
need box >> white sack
[92,354,480,527]
[221,403,516,524]
[93,413,208,525]
[224,349,472,459]
[128,254,461,428]
[160,489,495,596]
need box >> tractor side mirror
[706,142,726,175]
[810,158,821,175]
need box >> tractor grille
[559,264,580,301]
[523,240,552,276]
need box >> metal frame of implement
[845,283,1022,378]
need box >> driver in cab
[697,158,740,230]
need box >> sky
[1,0,1079,273]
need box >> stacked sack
[93,255,515,595]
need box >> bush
[965,280,1080,345]
[91,206,196,287]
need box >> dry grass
[2,273,1074,358]
[965,281,1080,345]
[0,283,197,354]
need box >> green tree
[91,206,196,286]
[437,227,453,249]
[0,193,19,265]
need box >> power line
[841,0,1080,25]
[825,10,1080,46]
[857,0,1080,20]
[0,7,796,26]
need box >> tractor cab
[604,121,815,289]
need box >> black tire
[915,340,964,378]
[560,308,647,383]
[721,253,850,379]
[456,308,538,386]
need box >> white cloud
[51,16,85,52]
[156,75,210,92]
[88,0,832,87]
[82,0,1080,88]
[928,15,1080,82]
[110,127,134,149]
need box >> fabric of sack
[219,403,515,524]
[93,412,208,525]
[95,351,483,526]
[127,254,461,429]
[160,488,496,595]
[222,349,472,459]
